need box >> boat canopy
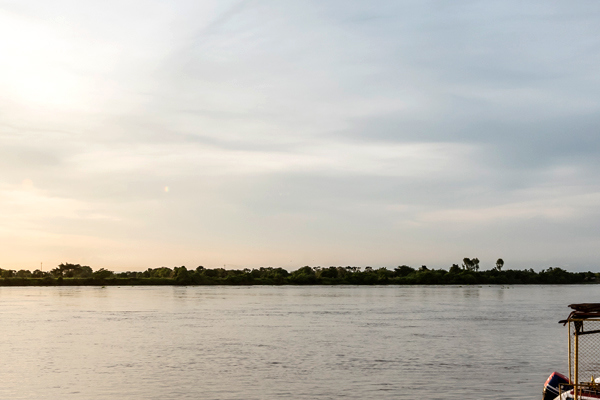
[560,304,600,325]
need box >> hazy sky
[1,0,599,272]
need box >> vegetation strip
[0,260,596,286]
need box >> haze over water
[0,285,589,399]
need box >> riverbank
[0,265,596,286]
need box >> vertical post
[574,323,579,400]
[569,321,572,382]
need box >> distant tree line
[0,260,597,286]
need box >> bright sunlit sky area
[1,0,599,272]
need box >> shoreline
[1,264,596,286]
[1,276,597,287]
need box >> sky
[1,0,599,272]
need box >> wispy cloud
[1,0,600,270]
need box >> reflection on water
[0,285,596,399]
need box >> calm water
[0,285,596,399]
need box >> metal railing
[567,318,600,400]
[559,382,600,400]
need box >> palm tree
[496,258,504,271]
[472,258,480,272]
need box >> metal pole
[569,321,572,382]
[574,324,579,400]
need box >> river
[0,285,594,399]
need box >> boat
[543,304,600,400]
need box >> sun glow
[0,11,84,109]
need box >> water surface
[0,285,593,399]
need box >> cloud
[417,195,595,225]
[1,0,600,270]
[63,140,474,179]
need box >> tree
[51,263,92,278]
[461,258,479,272]
[1,269,15,278]
[290,266,316,284]
[174,266,191,284]
[394,265,414,277]
[496,258,504,271]
[32,269,46,278]
[462,258,473,271]
[16,270,32,278]
[78,266,93,278]
[93,268,114,279]
[320,267,338,279]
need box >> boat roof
[559,303,600,324]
